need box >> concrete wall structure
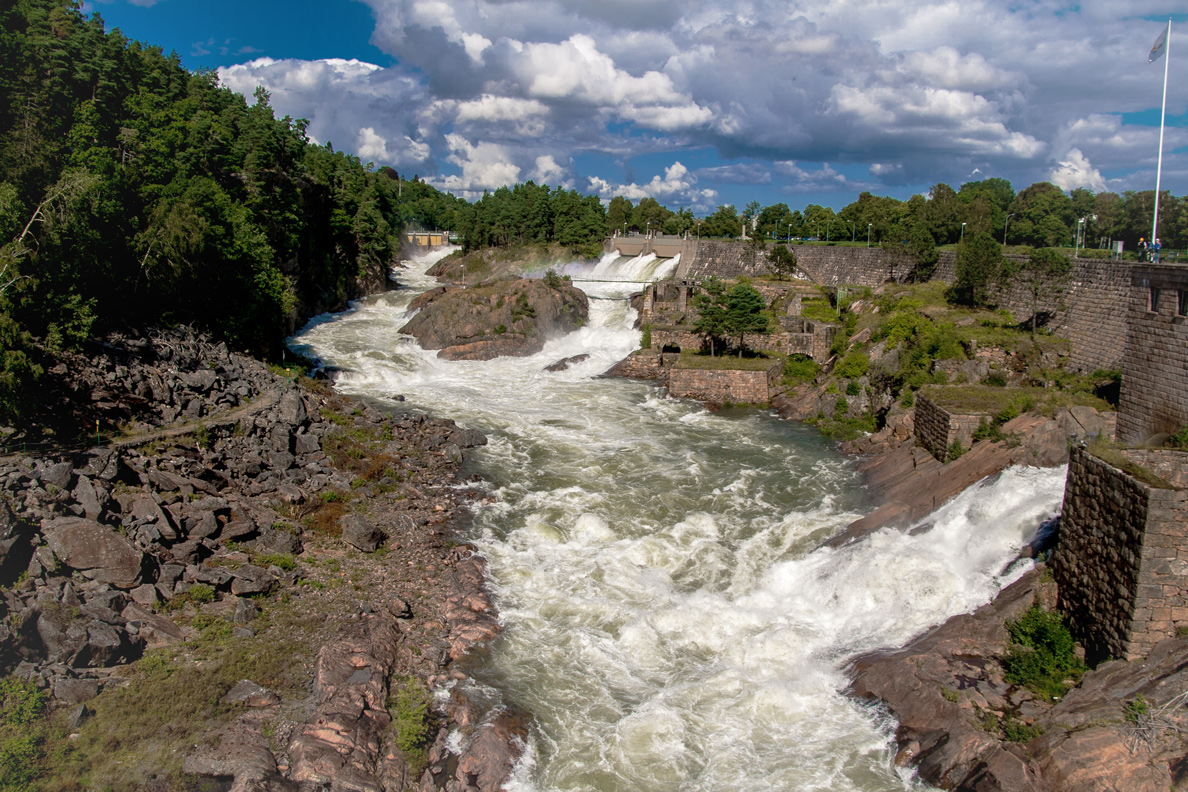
[1116,264,1188,443]
[1053,446,1188,662]
[667,362,782,404]
[914,392,988,462]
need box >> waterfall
[291,249,1067,792]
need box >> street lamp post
[960,222,967,242]
[787,223,792,242]
[697,221,701,240]
[849,221,856,241]
[1003,214,1014,246]
[815,221,820,240]
[867,223,872,248]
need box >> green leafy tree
[692,276,729,356]
[767,243,798,280]
[1016,248,1073,337]
[951,232,1005,306]
[724,281,768,356]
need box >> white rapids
[291,247,1068,792]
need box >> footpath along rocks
[0,328,523,792]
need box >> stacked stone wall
[1117,265,1188,443]
[1123,449,1188,488]
[667,363,781,404]
[1053,446,1188,661]
[913,393,986,462]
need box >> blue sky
[86,0,1188,214]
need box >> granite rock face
[400,278,589,360]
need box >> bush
[1001,718,1043,743]
[0,676,49,792]
[388,676,433,776]
[947,439,966,461]
[1002,603,1086,701]
[640,324,652,349]
[845,380,861,396]
[833,396,850,420]
[835,351,870,379]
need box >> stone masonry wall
[1117,264,1188,443]
[1053,446,1188,662]
[667,363,781,404]
[913,393,987,462]
[1053,446,1149,661]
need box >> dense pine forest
[0,0,465,418]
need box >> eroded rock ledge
[0,328,524,792]
[400,278,589,360]
[850,567,1188,792]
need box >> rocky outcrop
[850,567,1188,792]
[0,328,518,792]
[824,407,1116,549]
[400,279,589,360]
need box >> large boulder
[44,517,145,587]
[400,278,589,360]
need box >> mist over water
[292,249,1068,792]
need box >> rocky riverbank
[850,566,1188,792]
[0,328,523,792]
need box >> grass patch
[1086,439,1176,490]
[37,617,314,792]
[782,354,820,387]
[1,676,52,792]
[1001,602,1086,702]
[800,297,840,323]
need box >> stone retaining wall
[1053,446,1188,662]
[913,393,987,462]
[668,362,782,404]
[1117,264,1188,443]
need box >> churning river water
[291,248,1069,792]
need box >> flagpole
[1153,19,1171,245]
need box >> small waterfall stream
[291,249,1067,792]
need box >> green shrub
[941,686,959,702]
[1002,603,1086,701]
[947,439,966,461]
[901,389,915,407]
[1125,694,1149,724]
[0,676,49,792]
[188,583,215,604]
[255,552,296,572]
[640,324,652,349]
[782,354,820,386]
[835,351,870,379]
[984,371,1007,387]
[845,380,861,396]
[833,396,850,421]
[388,677,433,776]
[1001,718,1043,743]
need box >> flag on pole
[1150,22,1170,62]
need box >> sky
[84,0,1188,215]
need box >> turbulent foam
[292,250,1068,792]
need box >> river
[291,247,1068,792]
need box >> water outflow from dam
[291,249,1068,792]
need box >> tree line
[0,0,464,417]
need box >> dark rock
[74,448,121,482]
[233,598,259,624]
[294,432,320,455]
[544,353,590,372]
[400,278,589,360]
[222,679,280,707]
[44,517,144,588]
[54,676,99,704]
[65,702,92,730]
[81,620,134,667]
[39,461,74,490]
[229,565,276,596]
[448,428,488,449]
[121,603,184,647]
[0,499,35,586]
[251,526,302,556]
[277,388,307,427]
[340,514,384,552]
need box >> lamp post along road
[867,223,872,248]
[960,222,966,242]
[1004,213,1014,246]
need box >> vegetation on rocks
[1002,602,1086,701]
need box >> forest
[0,0,463,417]
[2,0,1184,424]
